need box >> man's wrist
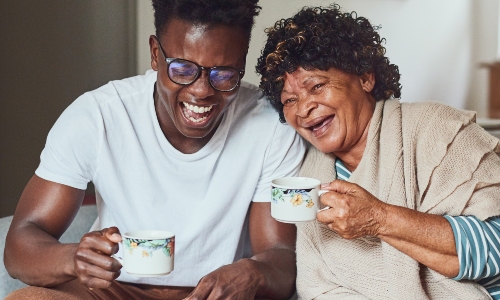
[240,258,268,293]
[61,243,79,278]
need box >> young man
[4,1,305,299]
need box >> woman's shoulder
[401,101,477,127]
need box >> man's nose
[186,70,215,99]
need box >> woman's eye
[312,84,323,91]
[282,98,296,106]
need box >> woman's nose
[295,96,318,118]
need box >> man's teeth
[183,102,213,113]
[189,116,207,123]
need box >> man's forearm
[250,247,296,300]
[5,222,77,287]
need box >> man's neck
[154,93,220,154]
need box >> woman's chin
[308,137,342,154]
[309,141,331,154]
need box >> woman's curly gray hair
[256,4,401,123]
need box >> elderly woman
[256,4,500,300]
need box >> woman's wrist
[370,201,390,237]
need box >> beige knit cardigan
[297,99,500,299]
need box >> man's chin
[179,124,216,139]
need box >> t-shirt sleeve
[251,121,306,202]
[35,93,102,190]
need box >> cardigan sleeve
[296,222,369,299]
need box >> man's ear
[359,72,375,93]
[149,35,159,71]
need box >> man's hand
[73,227,123,289]
[317,180,387,239]
[184,202,296,300]
[185,258,264,300]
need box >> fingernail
[320,183,329,188]
[112,233,121,238]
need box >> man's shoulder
[236,81,263,100]
[231,81,278,123]
[85,70,155,106]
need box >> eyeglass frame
[154,35,245,92]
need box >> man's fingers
[75,248,122,272]
[80,232,118,256]
[102,227,122,243]
[185,277,214,300]
[83,275,116,289]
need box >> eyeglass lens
[168,59,240,91]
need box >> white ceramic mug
[113,230,175,277]
[271,177,327,223]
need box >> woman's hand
[73,227,123,289]
[317,180,388,239]
[317,180,460,276]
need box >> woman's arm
[317,180,459,277]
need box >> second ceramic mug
[113,230,175,277]
[271,177,327,223]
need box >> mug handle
[317,189,330,211]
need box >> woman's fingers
[317,183,385,238]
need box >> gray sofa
[0,205,97,299]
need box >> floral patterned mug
[113,230,175,277]
[271,177,327,223]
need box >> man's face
[150,18,249,140]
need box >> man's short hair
[152,0,261,41]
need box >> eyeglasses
[154,36,245,92]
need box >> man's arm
[185,202,297,300]
[4,175,122,288]
[248,202,297,299]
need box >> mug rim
[271,176,321,189]
[123,230,175,240]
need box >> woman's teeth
[310,116,334,132]
[311,120,326,131]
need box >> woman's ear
[359,73,375,93]
[149,35,159,71]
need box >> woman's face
[281,67,376,155]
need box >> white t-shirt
[35,70,306,287]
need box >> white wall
[137,0,156,74]
[136,0,499,117]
